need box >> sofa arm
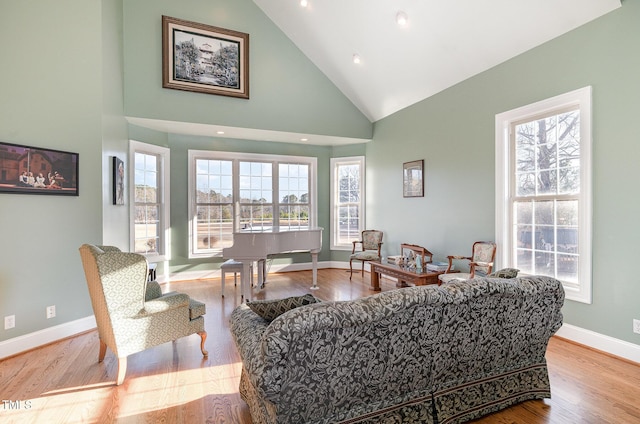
[229,304,273,396]
[142,292,190,315]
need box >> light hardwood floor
[1,269,639,423]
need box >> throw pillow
[246,294,320,321]
[488,268,520,278]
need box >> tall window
[239,161,274,230]
[189,150,316,257]
[330,156,365,249]
[496,87,592,303]
[129,141,170,260]
[279,163,310,229]
[194,158,233,252]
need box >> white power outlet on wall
[4,315,15,330]
[46,305,56,319]
[633,319,640,335]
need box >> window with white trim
[129,141,170,261]
[188,150,316,258]
[495,86,592,303]
[330,156,365,250]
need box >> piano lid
[223,226,323,260]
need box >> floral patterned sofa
[229,276,564,424]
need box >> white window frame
[495,86,592,303]
[129,140,171,262]
[188,150,317,258]
[330,156,365,250]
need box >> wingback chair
[349,230,384,279]
[79,244,208,385]
[438,241,497,284]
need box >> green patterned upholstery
[349,230,384,280]
[247,294,320,321]
[79,244,207,385]
[230,276,564,424]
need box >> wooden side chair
[438,241,497,284]
[350,230,384,279]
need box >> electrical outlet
[46,305,56,319]
[4,315,15,330]
[633,319,640,335]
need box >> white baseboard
[0,315,96,359]
[555,323,640,363]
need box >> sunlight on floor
[1,362,243,423]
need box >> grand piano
[222,226,323,300]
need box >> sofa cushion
[488,268,520,278]
[246,294,320,321]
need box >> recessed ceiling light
[396,11,408,26]
[352,54,361,64]
[300,0,308,7]
[300,138,308,142]
[217,131,225,135]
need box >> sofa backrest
[256,276,564,421]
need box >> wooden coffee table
[369,261,455,291]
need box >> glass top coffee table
[369,261,457,291]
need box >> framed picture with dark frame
[403,159,424,198]
[0,141,79,196]
[112,156,125,205]
[162,15,249,99]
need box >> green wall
[0,0,105,340]
[123,0,372,140]
[368,1,640,344]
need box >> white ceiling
[253,0,621,122]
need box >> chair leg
[198,331,208,357]
[221,271,225,297]
[116,356,127,386]
[98,339,107,362]
[349,259,354,280]
[361,261,365,278]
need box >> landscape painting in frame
[0,141,79,196]
[162,15,249,99]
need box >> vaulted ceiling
[253,0,621,122]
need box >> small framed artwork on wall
[403,159,424,197]
[113,156,125,205]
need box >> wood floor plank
[0,269,638,423]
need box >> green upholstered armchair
[79,244,207,385]
[349,229,384,280]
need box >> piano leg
[241,261,252,301]
[310,251,319,290]
[256,259,265,289]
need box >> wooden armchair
[349,230,384,279]
[438,241,496,284]
[79,244,208,385]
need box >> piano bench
[221,259,267,298]
[221,260,244,297]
